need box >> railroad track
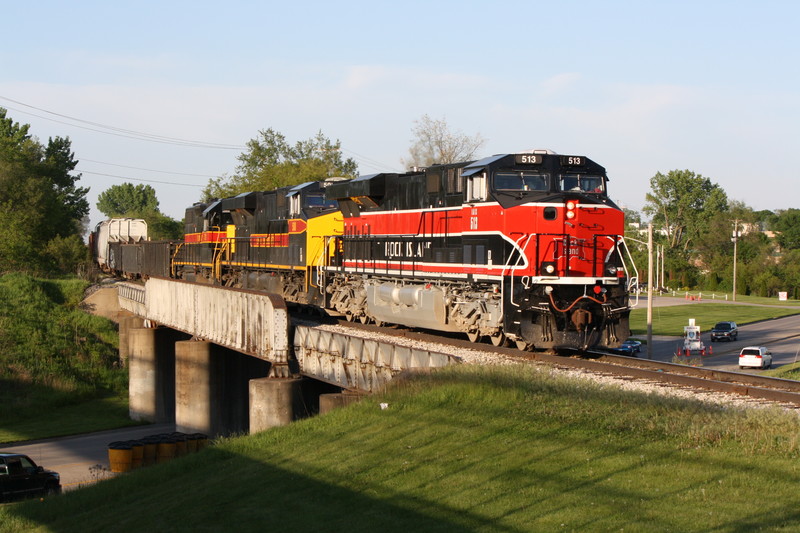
[303,314,800,409]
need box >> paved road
[633,296,800,371]
[0,423,175,491]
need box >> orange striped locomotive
[322,150,635,350]
[172,179,343,307]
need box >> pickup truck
[0,453,61,501]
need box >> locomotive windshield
[493,172,549,192]
[306,194,338,210]
[558,174,605,194]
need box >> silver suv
[710,321,738,342]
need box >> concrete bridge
[117,278,454,437]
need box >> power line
[77,169,206,188]
[0,95,245,149]
[80,158,219,178]
[1,95,401,175]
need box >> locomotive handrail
[505,233,534,308]
[590,233,625,279]
[213,239,230,282]
[170,242,185,277]
[618,236,640,308]
[316,235,337,288]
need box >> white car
[738,346,772,369]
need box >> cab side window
[7,459,24,475]
[19,456,35,474]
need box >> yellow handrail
[170,242,185,277]
[213,239,230,282]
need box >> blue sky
[2,0,798,227]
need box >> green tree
[0,108,89,274]
[777,249,800,299]
[643,170,728,252]
[401,114,485,169]
[203,129,358,200]
[769,208,800,251]
[42,136,90,236]
[643,169,728,287]
[144,211,183,241]
[96,183,159,217]
[96,182,182,240]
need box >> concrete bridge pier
[319,392,364,415]
[249,377,308,433]
[117,312,144,367]
[175,340,270,437]
[128,326,189,423]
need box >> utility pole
[626,228,655,359]
[732,220,739,302]
[647,223,653,359]
[654,244,659,292]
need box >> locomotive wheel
[490,333,506,347]
[515,340,532,351]
[467,331,480,343]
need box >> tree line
[627,169,800,298]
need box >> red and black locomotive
[322,150,635,350]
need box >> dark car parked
[710,321,738,342]
[605,339,642,356]
[0,453,61,501]
[619,339,642,355]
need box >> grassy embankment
[2,364,800,532]
[0,273,133,444]
[629,297,800,337]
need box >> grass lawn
[766,362,800,381]
[656,293,800,307]
[0,274,132,444]
[0,394,140,445]
[630,301,800,337]
[3,365,800,532]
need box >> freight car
[94,150,636,351]
[90,218,148,275]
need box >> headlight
[542,262,557,275]
[606,264,618,276]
